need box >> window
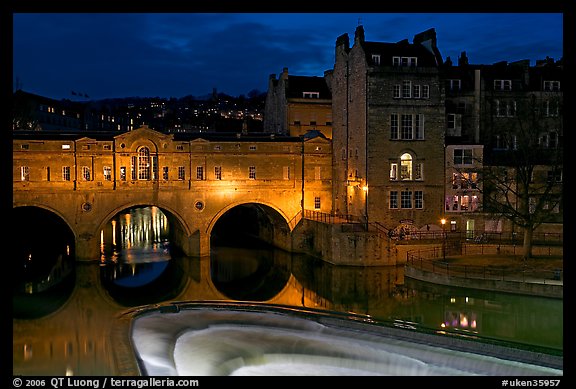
[392,56,401,66]
[497,100,517,117]
[401,114,413,139]
[543,80,560,91]
[249,166,256,180]
[414,191,423,209]
[494,79,512,91]
[20,166,30,181]
[103,166,112,181]
[447,79,461,91]
[544,100,559,117]
[401,190,412,208]
[62,166,71,181]
[547,169,562,183]
[138,147,150,180]
[303,92,320,98]
[422,85,430,99]
[371,54,381,65]
[400,153,412,180]
[389,163,398,180]
[390,191,398,209]
[402,81,411,98]
[413,84,421,98]
[178,166,185,180]
[447,114,456,129]
[314,197,321,209]
[61,144,70,150]
[390,114,399,139]
[400,57,417,67]
[82,166,91,181]
[214,166,222,180]
[453,148,473,165]
[393,84,401,98]
[249,145,257,151]
[163,166,169,180]
[283,166,290,180]
[415,114,424,139]
[196,166,204,180]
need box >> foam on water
[131,306,562,376]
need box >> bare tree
[481,93,562,259]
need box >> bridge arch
[206,200,295,253]
[206,200,293,236]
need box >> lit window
[62,166,71,181]
[82,166,91,181]
[103,166,112,181]
[20,166,30,181]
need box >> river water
[12,207,563,376]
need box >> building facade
[264,68,333,138]
[331,26,447,234]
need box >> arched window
[138,147,150,180]
[400,153,412,180]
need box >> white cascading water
[131,308,562,376]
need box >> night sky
[12,12,564,101]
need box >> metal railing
[406,248,563,283]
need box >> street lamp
[441,218,447,261]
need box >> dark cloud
[12,13,563,100]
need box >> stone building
[331,26,446,234]
[264,68,333,138]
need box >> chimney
[354,25,365,45]
[458,51,469,66]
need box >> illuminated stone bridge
[13,126,333,260]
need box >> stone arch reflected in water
[13,206,76,319]
[210,203,292,301]
[99,205,188,307]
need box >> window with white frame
[389,191,398,209]
[196,166,204,180]
[543,80,560,91]
[103,166,112,181]
[400,190,412,208]
[82,166,91,181]
[390,114,399,139]
[494,79,512,91]
[413,84,421,98]
[371,54,381,65]
[447,79,461,91]
[402,81,411,98]
[138,147,150,180]
[303,92,320,99]
[422,85,430,98]
[393,84,401,98]
[400,153,412,180]
[20,166,30,181]
[414,191,423,209]
[453,148,473,165]
[62,166,71,181]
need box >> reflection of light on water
[131,307,562,377]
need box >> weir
[129,303,563,376]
